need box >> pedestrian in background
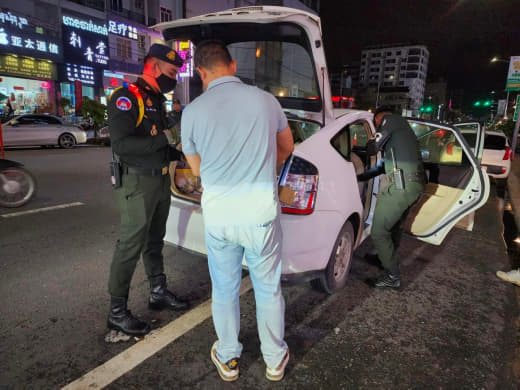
[181,40,294,382]
[357,106,425,288]
[107,43,189,337]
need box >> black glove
[365,139,379,156]
[357,160,385,182]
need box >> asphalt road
[0,146,518,389]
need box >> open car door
[453,122,485,162]
[404,119,490,245]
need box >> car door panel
[405,120,490,245]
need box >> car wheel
[0,167,37,208]
[311,221,355,294]
[58,133,76,149]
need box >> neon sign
[62,16,108,36]
[108,21,138,40]
[65,63,96,85]
[0,11,28,30]
[174,41,193,78]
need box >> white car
[2,114,87,148]
[454,124,511,179]
[156,6,490,293]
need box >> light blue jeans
[205,218,288,369]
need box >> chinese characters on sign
[65,63,96,85]
[108,21,138,40]
[0,54,57,79]
[0,19,61,60]
[63,17,109,68]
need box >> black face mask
[156,73,177,93]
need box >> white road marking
[62,276,253,390]
[0,202,84,218]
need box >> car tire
[311,221,355,294]
[58,133,76,149]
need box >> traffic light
[483,100,492,107]
[474,101,481,107]
[419,104,434,113]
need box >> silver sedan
[2,114,87,148]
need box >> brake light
[503,146,512,160]
[279,156,318,215]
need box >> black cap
[148,43,184,67]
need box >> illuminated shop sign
[62,16,108,36]
[0,11,61,61]
[108,21,138,40]
[65,63,96,85]
[174,41,193,78]
[63,17,109,68]
[0,11,28,29]
[0,54,57,79]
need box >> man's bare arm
[276,126,294,167]
[184,153,202,176]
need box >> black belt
[122,165,168,176]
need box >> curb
[507,158,520,231]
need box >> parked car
[1,114,87,148]
[98,125,111,146]
[454,123,511,179]
[156,6,490,293]
[481,131,512,179]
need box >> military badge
[150,125,158,136]
[116,97,132,111]
[166,51,176,60]
[146,98,153,107]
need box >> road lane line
[1,202,84,218]
[62,276,253,390]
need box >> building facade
[358,44,429,114]
[0,0,181,117]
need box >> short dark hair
[374,105,394,117]
[194,40,232,70]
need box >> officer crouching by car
[357,106,425,289]
[107,43,189,337]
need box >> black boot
[107,296,151,336]
[149,274,189,311]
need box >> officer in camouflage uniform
[358,106,424,288]
[107,43,188,336]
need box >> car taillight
[279,156,318,215]
[503,146,512,160]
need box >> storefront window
[0,76,55,115]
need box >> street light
[490,56,511,118]
[375,75,394,108]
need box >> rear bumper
[484,163,511,178]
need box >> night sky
[320,0,519,106]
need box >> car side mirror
[366,139,379,156]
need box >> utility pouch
[390,147,405,190]
[393,168,405,190]
[110,151,122,189]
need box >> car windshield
[229,41,318,100]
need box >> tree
[488,119,515,140]
[81,97,106,135]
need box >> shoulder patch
[116,96,132,111]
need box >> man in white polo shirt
[181,40,294,382]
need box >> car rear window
[484,134,506,150]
